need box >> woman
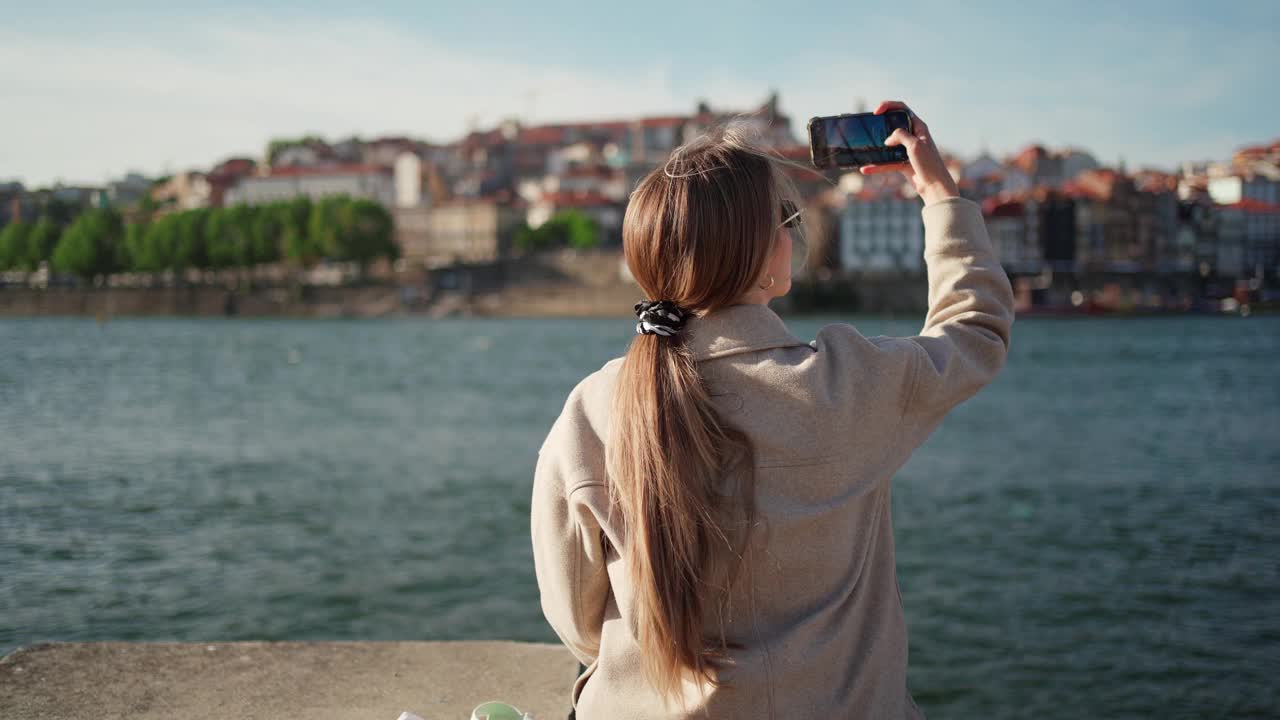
[531,101,1014,719]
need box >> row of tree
[0,196,397,280]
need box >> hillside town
[2,93,1277,315]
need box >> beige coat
[531,197,1015,719]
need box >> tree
[514,210,600,251]
[0,222,30,270]
[174,208,210,271]
[123,222,150,272]
[51,208,126,280]
[339,199,397,268]
[308,196,345,263]
[205,206,256,269]
[249,204,284,265]
[558,210,600,250]
[135,193,161,222]
[308,196,397,272]
[512,223,540,252]
[132,213,179,272]
[281,197,320,266]
[25,218,60,269]
[5,218,66,272]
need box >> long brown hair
[607,126,797,702]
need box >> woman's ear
[771,228,794,297]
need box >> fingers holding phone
[858,102,958,206]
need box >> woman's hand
[859,101,960,206]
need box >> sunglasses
[780,200,803,229]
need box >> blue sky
[2,0,1276,186]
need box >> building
[1137,178,1181,273]
[363,136,431,167]
[1208,174,1280,206]
[438,93,801,204]
[1037,191,1078,272]
[150,172,212,212]
[1214,206,1247,279]
[1,183,96,227]
[958,152,1034,204]
[394,154,426,209]
[1060,149,1101,184]
[0,182,29,227]
[683,92,798,150]
[1009,145,1099,189]
[1177,200,1219,277]
[394,200,524,267]
[983,197,1042,274]
[1216,200,1280,280]
[105,173,154,208]
[269,138,337,167]
[543,165,626,200]
[207,157,257,207]
[838,188,924,273]
[225,164,396,207]
[1064,169,1176,272]
[49,185,106,210]
[628,116,687,166]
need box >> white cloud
[0,18,713,185]
[0,14,1270,186]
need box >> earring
[758,274,775,291]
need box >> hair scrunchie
[634,300,689,337]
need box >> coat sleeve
[530,384,612,666]
[897,196,1015,443]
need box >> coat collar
[681,303,811,361]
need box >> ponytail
[609,329,751,700]
[607,124,796,703]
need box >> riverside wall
[0,249,935,318]
[0,641,578,720]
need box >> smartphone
[808,111,912,169]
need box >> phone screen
[809,111,911,168]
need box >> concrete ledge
[0,641,578,720]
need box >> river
[1,314,1277,718]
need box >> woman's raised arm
[864,101,1015,441]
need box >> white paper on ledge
[397,713,425,720]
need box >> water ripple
[0,315,1277,718]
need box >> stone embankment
[0,248,932,318]
[0,641,578,720]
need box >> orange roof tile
[264,164,392,178]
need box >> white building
[1208,174,1280,206]
[394,153,426,209]
[1205,172,1280,278]
[839,190,924,273]
[225,165,396,207]
[151,171,211,211]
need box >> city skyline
[2,0,1277,186]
